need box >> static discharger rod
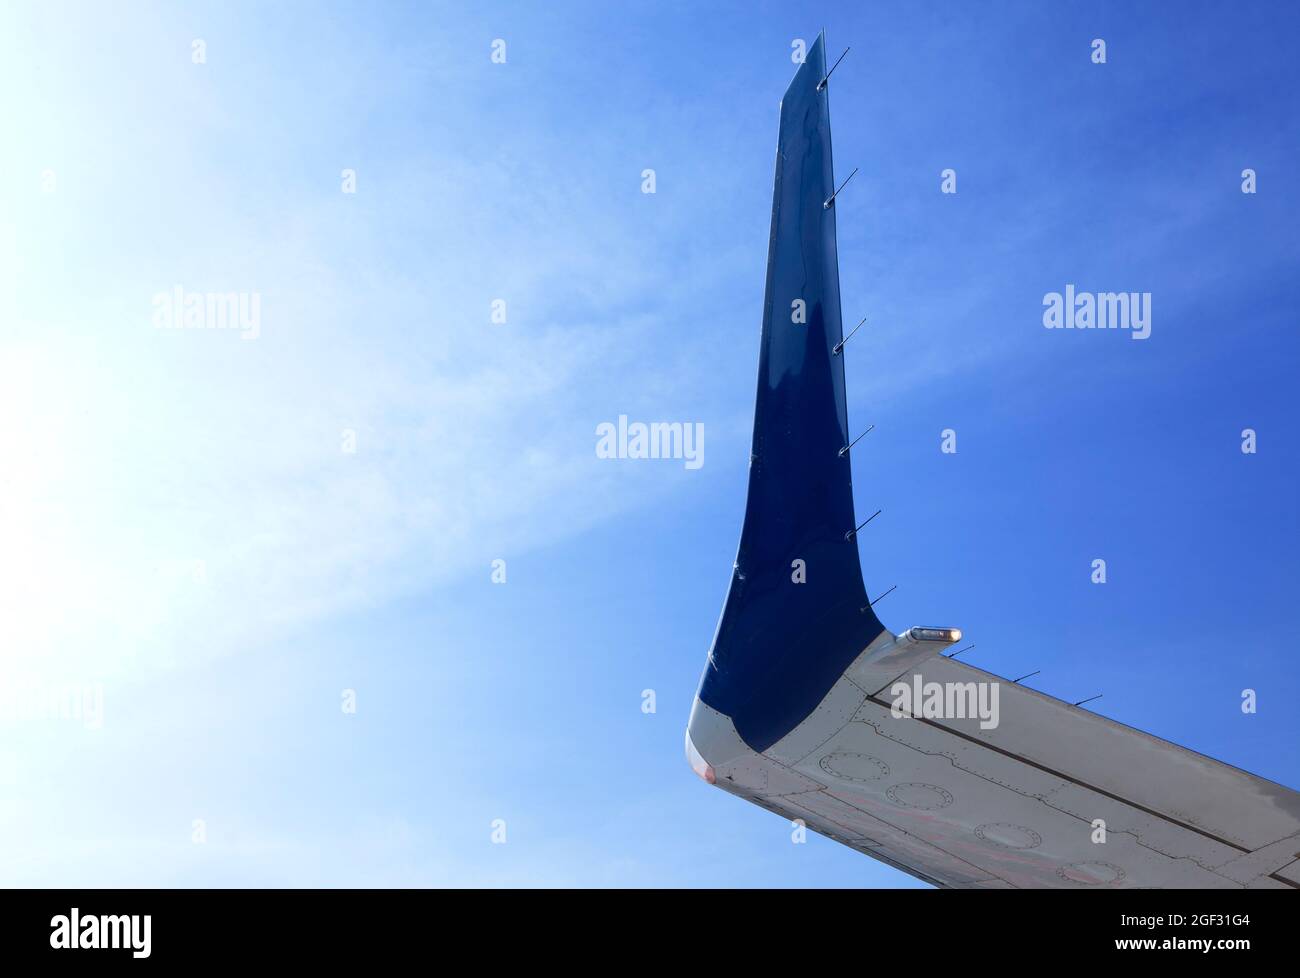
[824,167,858,209]
[1012,670,1041,684]
[947,644,976,659]
[845,508,882,541]
[1074,694,1104,707]
[834,316,867,355]
[817,47,850,91]
[867,584,897,607]
[839,424,875,457]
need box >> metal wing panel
[695,655,1300,887]
[761,660,1300,888]
[904,657,1300,853]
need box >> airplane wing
[685,33,1300,889]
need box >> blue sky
[1,1,1297,886]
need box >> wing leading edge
[687,33,1300,888]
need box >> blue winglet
[697,34,886,752]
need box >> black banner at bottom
[0,887,1287,966]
